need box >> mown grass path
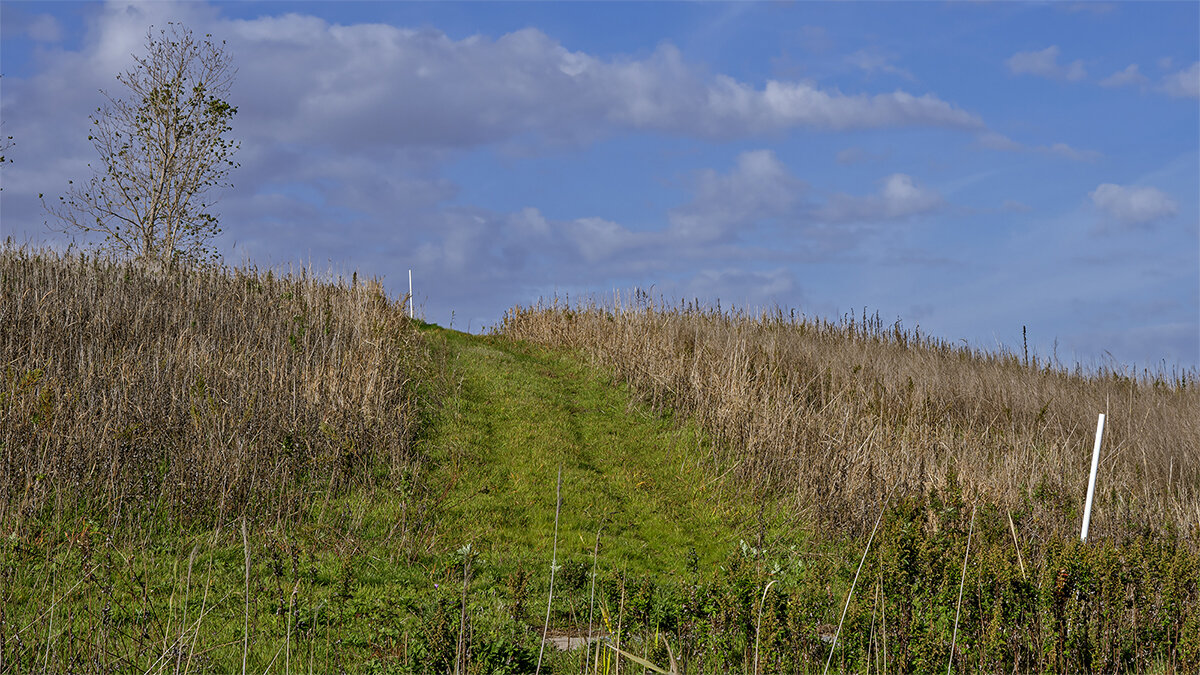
[0,324,798,674]
[421,325,785,575]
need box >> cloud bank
[216,15,983,149]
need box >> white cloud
[880,174,945,217]
[565,216,644,264]
[1045,142,1102,162]
[819,174,943,222]
[214,19,981,148]
[1161,62,1200,99]
[1089,183,1178,227]
[846,49,915,81]
[976,132,1100,162]
[1100,64,1148,88]
[668,149,806,241]
[674,268,796,304]
[977,132,1023,152]
[5,5,981,168]
[0,1,986,286]
[1007,46,1087,81]
[752,82,981,131]
[1101,61,1199,99]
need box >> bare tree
[44,23,239,267]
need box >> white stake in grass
[1081,413,1106,542]
[408,269,414,319]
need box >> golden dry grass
[1,245,433,535]
[500,296,1200,543]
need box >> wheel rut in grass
[421,326,776,574]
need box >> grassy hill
[2,246,1197,673]
[501,298,1200,543]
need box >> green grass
[2,324,804,673]
[421,326,797,576]
[5,321,1197,673]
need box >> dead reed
[500,295,1200,543]
[0,244,433,536]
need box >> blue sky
[2,1,1197,370]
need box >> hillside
[2,247,1198,673]
[501,298,1200,543]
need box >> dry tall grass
[1,245,433,534]
[501,296,1200,542]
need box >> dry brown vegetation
[501,296,1200,543]
[1,245,434,536]
[1,247,1196,671]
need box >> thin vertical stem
[535,465,563,675]
[241,516,250,675]
[881,565,887,675]
[456,546,471,675]
[754,579,779,675]
[948,504,976,675]
[585,526,602,675]
[1006,510,1026,581]
[824,505,885,675]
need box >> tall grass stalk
[824,503,885,675]
[948,504,976,674]
[1007,510,1027,581]
[455,543,472,675]
[286,579,299,675]
[535,464,563,675]
[753,579,779,675]
[585,525,602,675]
[241,516,250,675]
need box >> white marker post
[408,269,414,319]
[1080,413,1106,542]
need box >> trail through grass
[7,250,1196,672]
[2,322,798,673]
[422,325,793,575]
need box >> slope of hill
[501,298,1200,543]
[2,247,1197,673]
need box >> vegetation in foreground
[2,247,1197,672]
